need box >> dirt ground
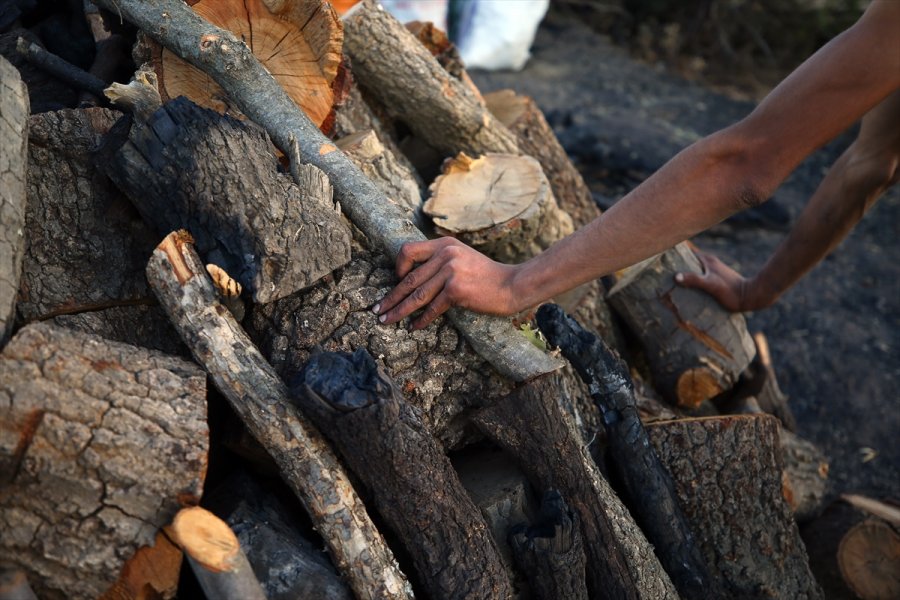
[471,11,899,506]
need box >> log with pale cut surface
[145,230,412,600]
[0,322,208,600]
[608,242,756,408]
[646,414,823,599]
[838,518,900,600]
[425,153,574,264]
[290,348,513,600]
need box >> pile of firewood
[3,1,896,599]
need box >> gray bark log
[91,0,563,382]
[646,414,823,599]
[0,322,208,600]
[608,242,756,408]
[101,96,352,304]
[145,231,412,600]
[473,375,679,600]
[0,55,28,347]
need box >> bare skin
[375,0,900,330]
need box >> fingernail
[675,273,684,283]
[372,303,380,314]
[378,314,386,323]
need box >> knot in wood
[200,34,219,50]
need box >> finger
[675,271,707,288]
[379,271,448,325]
[395,239,449,279]
[375,255,448,316]
[410,290,454,331]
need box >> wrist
[742,275,778,310]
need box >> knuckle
[410,286,429,304]
[401,270,418,289]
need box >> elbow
[700,123,774,213]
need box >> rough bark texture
[101,97,352,304]
[485,89,599,229]
[509,490,589,600]
[290,349,513,600]
[536,303,714,600]
[342,0,519,158]
[646,415,823,599]
[0,322,208,600]
[17,107,178,351]
[473,375,678,600]
[145,231,412,600]
[608,242,756,408]
[92,0,564,382]
[99,531,183,600]
[0,55,28,347]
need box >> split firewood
[646,414,823,599]
[93,0,564,382]
[0,322,208,600]
[752,331,797,429]
[425,153,574,264]
[145,231,412,600]
[536,303,714,600]
[607,242,756,408]
[405,20,483,101]
[170,507,266,600]
[101,94,352,304]
[509,490,589,600]
[99,532,183,600]
[0,55,27,347]
[473,375,679,600]
[149,0,343,130]
[0,569,38,600]
[289,349,513,600]
[485,89,599,229]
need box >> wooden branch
[145,231,412,600]
[15,37,107,98]
[290,349,513,600]
[92,0,563,382]
[752,331,797,430]
[535,303,714,600]
[0,56,28,347]
[171,507,265,600]
[473,375,679,600]
[509,490,589,600]
[342,0,518,158]
[646,415,823,599]
[608,242,756,408]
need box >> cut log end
[172,506,241,574]
[676,367,725,409]
[837,519,900,600]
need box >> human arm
[375,0,900,329]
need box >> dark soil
[471,11,900,506]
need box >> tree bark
[535,303,714,600]
[145,230,412,600]
[0,55,28,347]
[92,0,564,382]
[607,242,756,408]
[0,322,208,600]
[509,489,589,600]
[342,0,519,158]
[473,375,678,600]
[171,507,266,600]
[290,349,513,600]
[101,96,352,304]
[485,89,599,229]
[646,414,823,599]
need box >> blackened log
[0,55,27,347]
[509,490,588,600]
[289,349,513,600]
[535,303,713,600]
[101,96,352,304]
[15,37,106,98]
[145,231,412,600]
[473,375,678,600]
[0,30,77,112]
[92,0,563,382]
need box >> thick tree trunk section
[473,375,678,600]
[0,56,28,347]
[646,415,823,599]
[101,97,352,304]
[18,107,179,351]
[93,0,564,382]
[342,0,519,158]
[509,490,589,600]
[536,304,714,600]
[608,242,756,408]
[485,89,599,229]
[425,153,574,264]
[0,322,208,600]
[838,518,900,600]
[171,507,266,600]
[290,349,513,600]
[145,231,412,600]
